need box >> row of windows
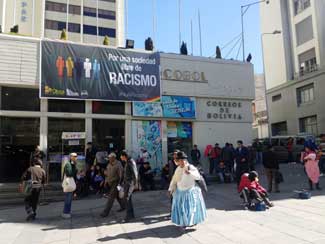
[271,83,315,106]
[45,20,116,37]
[46,1,115,20]
[271,115,317,136]
[0,87,124,114]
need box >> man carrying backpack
[120,151,138,222]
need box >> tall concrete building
[260,0,325,136]
[0,0,125,46]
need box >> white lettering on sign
[109,72,157,87]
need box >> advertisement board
[41,40,161,102]
[133,96,196,118]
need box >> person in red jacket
[248,171,274,207]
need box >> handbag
[117,184,124,199]
[62,175,76,193]
[19,167,33,196]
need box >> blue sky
[127,0,263,74]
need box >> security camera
[266,0,270,4]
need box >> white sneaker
[61,213,71,219]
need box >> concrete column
[85,100,92,143]
[125,102,132,152]
[40,98,48,156]
[161,120,168,165]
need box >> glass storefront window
[48,99,85,113]
[167,122,192,160]
[0,117,40,182]
[48,118,85,181]
[92,119,125,151]
[1,87,40,111]
[92,101,125,115]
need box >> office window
[48,99,85,113]
[299,115,317,135]
[297,84,314,106]
[69,5,81,15]
[296,16,313,46]
[83,24,97,35]
[1,87,40,111]
[98,27,116,37]
[84,7,97,17]
[272,94,282,102]
[294,0,311,15]
[68,23,81,33]
[271,121,287,136]
[46,1,67,13]
[92,101,125,114]
[298,48,317,75]
[98,9,116,20]
[45,20,66,31]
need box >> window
[45,19,66,31]
[297,83,314,106]
[0,117,40,182]
[92,101,125,114]
[48,99,85,113]
[92,119,125,151]
[271,122,287,136]
[83,25,116,37]
[98,27,116,37]
[299,115,317,135]
[298,48,317,76]
[46,1,67,13]
[294,0,311,15]
[68,23,81,33]
[296,16,313,46]
[1,87,40,111]
[100,0,116,2]
[98,9,116,20]
[83,7,97,17]
[69,5,81,15]
[272,94,282,102]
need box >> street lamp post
[261,30,282,137]
[241,0,269,61]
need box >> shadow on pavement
[97,225,195,242]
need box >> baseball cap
[70,152,78,157]
[108,152,117,158]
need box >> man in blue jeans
[62,153,78,219]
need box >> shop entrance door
[0,117,40,182]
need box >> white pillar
[161,120,168,165]
[40,98,48,157]
[85,100,92,144]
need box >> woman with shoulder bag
[20,158,46,221]
[62,153,78,219]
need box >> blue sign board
[133,96,196,118]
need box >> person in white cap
[62,152,78,219]
[100,152,125,217]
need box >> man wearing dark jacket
[120,151,138,222]
[190,145,201,166]
[235,140,249,186]
[263,145,280,192]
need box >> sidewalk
[1,164,325,244]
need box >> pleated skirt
[171,186,207,227]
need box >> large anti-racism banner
[40,40,161,102]
[132,96,196,118]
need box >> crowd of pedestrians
[19,135,325,230]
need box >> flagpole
[152,0,156,49]
[96,0,99,44]
[178,0,181,49]
[198,9,202,56]
[66,0,69,33]
[13,0,16,26]
[191,19,193,55]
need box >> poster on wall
[167,122,192,138]
[133,96,196,118]
[131,121,163,170]
[40,40,161,102]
